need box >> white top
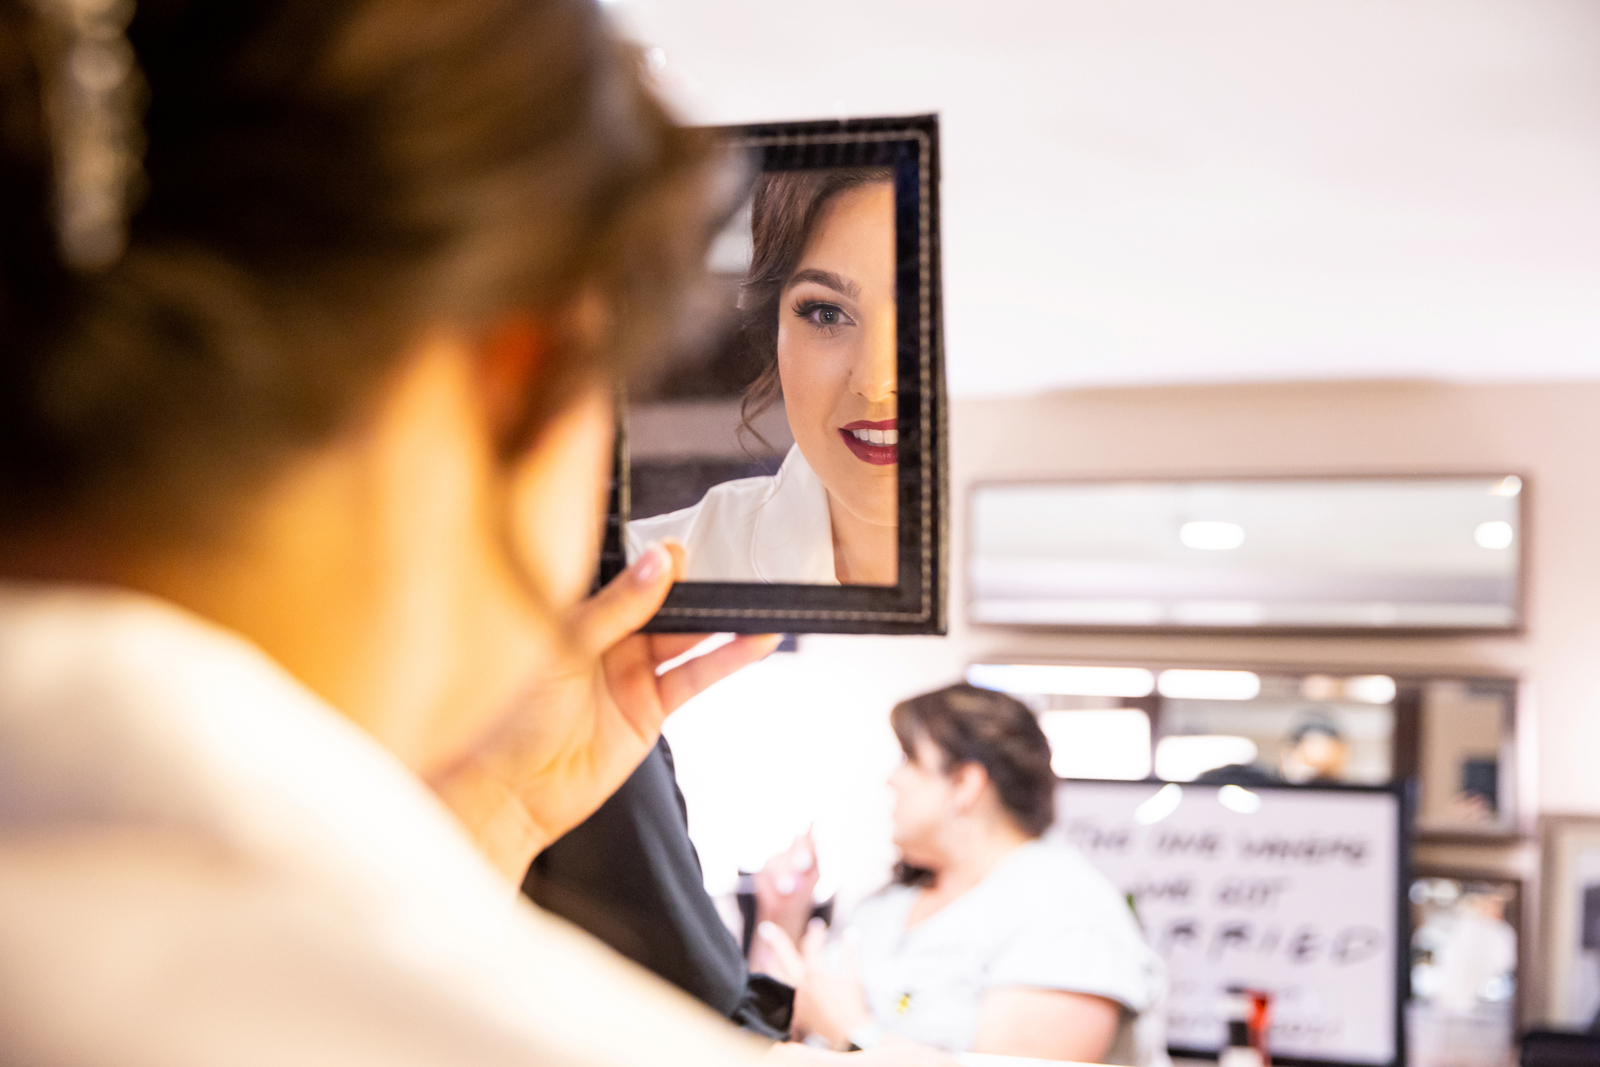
[847,840,1168,1067]
[625,444,837,584]
[0,583,764,1067]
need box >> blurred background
[601,0,1600,1045]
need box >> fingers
[756,920,806,983]
[647,632,719,665]
[663,539,687,580]
[655,632,781,713]
[800,916,829,967]
[567,543,675,655]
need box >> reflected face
[888,734,957,867]
[777,182,897,529]
[1280,731,1348,783]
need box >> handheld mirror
[602,115,947,635]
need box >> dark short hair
[735,167,892,448]
[0,0,721,538]
[1288,714,1344,745]
[891,683,1057,838]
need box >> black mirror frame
[599,114,948,635]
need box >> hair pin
[28,0,145,272]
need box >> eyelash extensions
[791,299,856,332]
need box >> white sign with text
[1052,780,1401,1066]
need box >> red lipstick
[839,419,898,466]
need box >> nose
[849,304,896,405]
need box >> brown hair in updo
[735,167,893,447]
[889,684,1056,886]
[0,0,723,540]
[891,683,1057,837]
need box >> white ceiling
[607,0,1600,397]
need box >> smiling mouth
[847,426,898,446]
[839,420,898,465]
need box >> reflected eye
[792,299,856,332]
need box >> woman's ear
[477,314,549,437]
[950,761,990,813]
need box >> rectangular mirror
[969,661,1522,837]
[1409,867,1524,1055]
[603,115,947,634]
[1416,678,1519,837]
[969,475,1525,632]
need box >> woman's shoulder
[846,880,918,929]
[623,446,834,583]
[985,840,1166,1018]
[997,840,1140,925]
[623,473,781,581]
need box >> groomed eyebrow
[784,268,860,301]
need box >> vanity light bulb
[1344,675,1397,705]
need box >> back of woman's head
[891,683,1056,838]
[0,0,718,538]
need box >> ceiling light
[1179,521,1245,551]
[1490,476,1522,498]
[1135,783,1184,825]
[1475,521,1514,550]
[1157,669,1262,701]
[966,663,1156,698]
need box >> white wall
[665,380,1600,907]
[608,0,1600,395]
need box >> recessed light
[1475,521,1514,550]
[1179,521,1245,551]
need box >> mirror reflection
[967,662,1520,836]
[1418,679,1516,832]
[625,166,898,586]
[969,476,1525,630]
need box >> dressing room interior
[1,2,1597,1067]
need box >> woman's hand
[432,543,780,880]
[753,830,822,944]
[760,918,874,1049]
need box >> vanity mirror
[603,115,947,634]
[967,661,1522,838]
[969,475,1526,633]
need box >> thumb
[567,542,675,654]
[801,916,829,966]
[756,921,805,979]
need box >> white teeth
[849,428,898,446]
[869,429,885,445]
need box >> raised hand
[433,543,780,880]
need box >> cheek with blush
[777,323,851,475]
